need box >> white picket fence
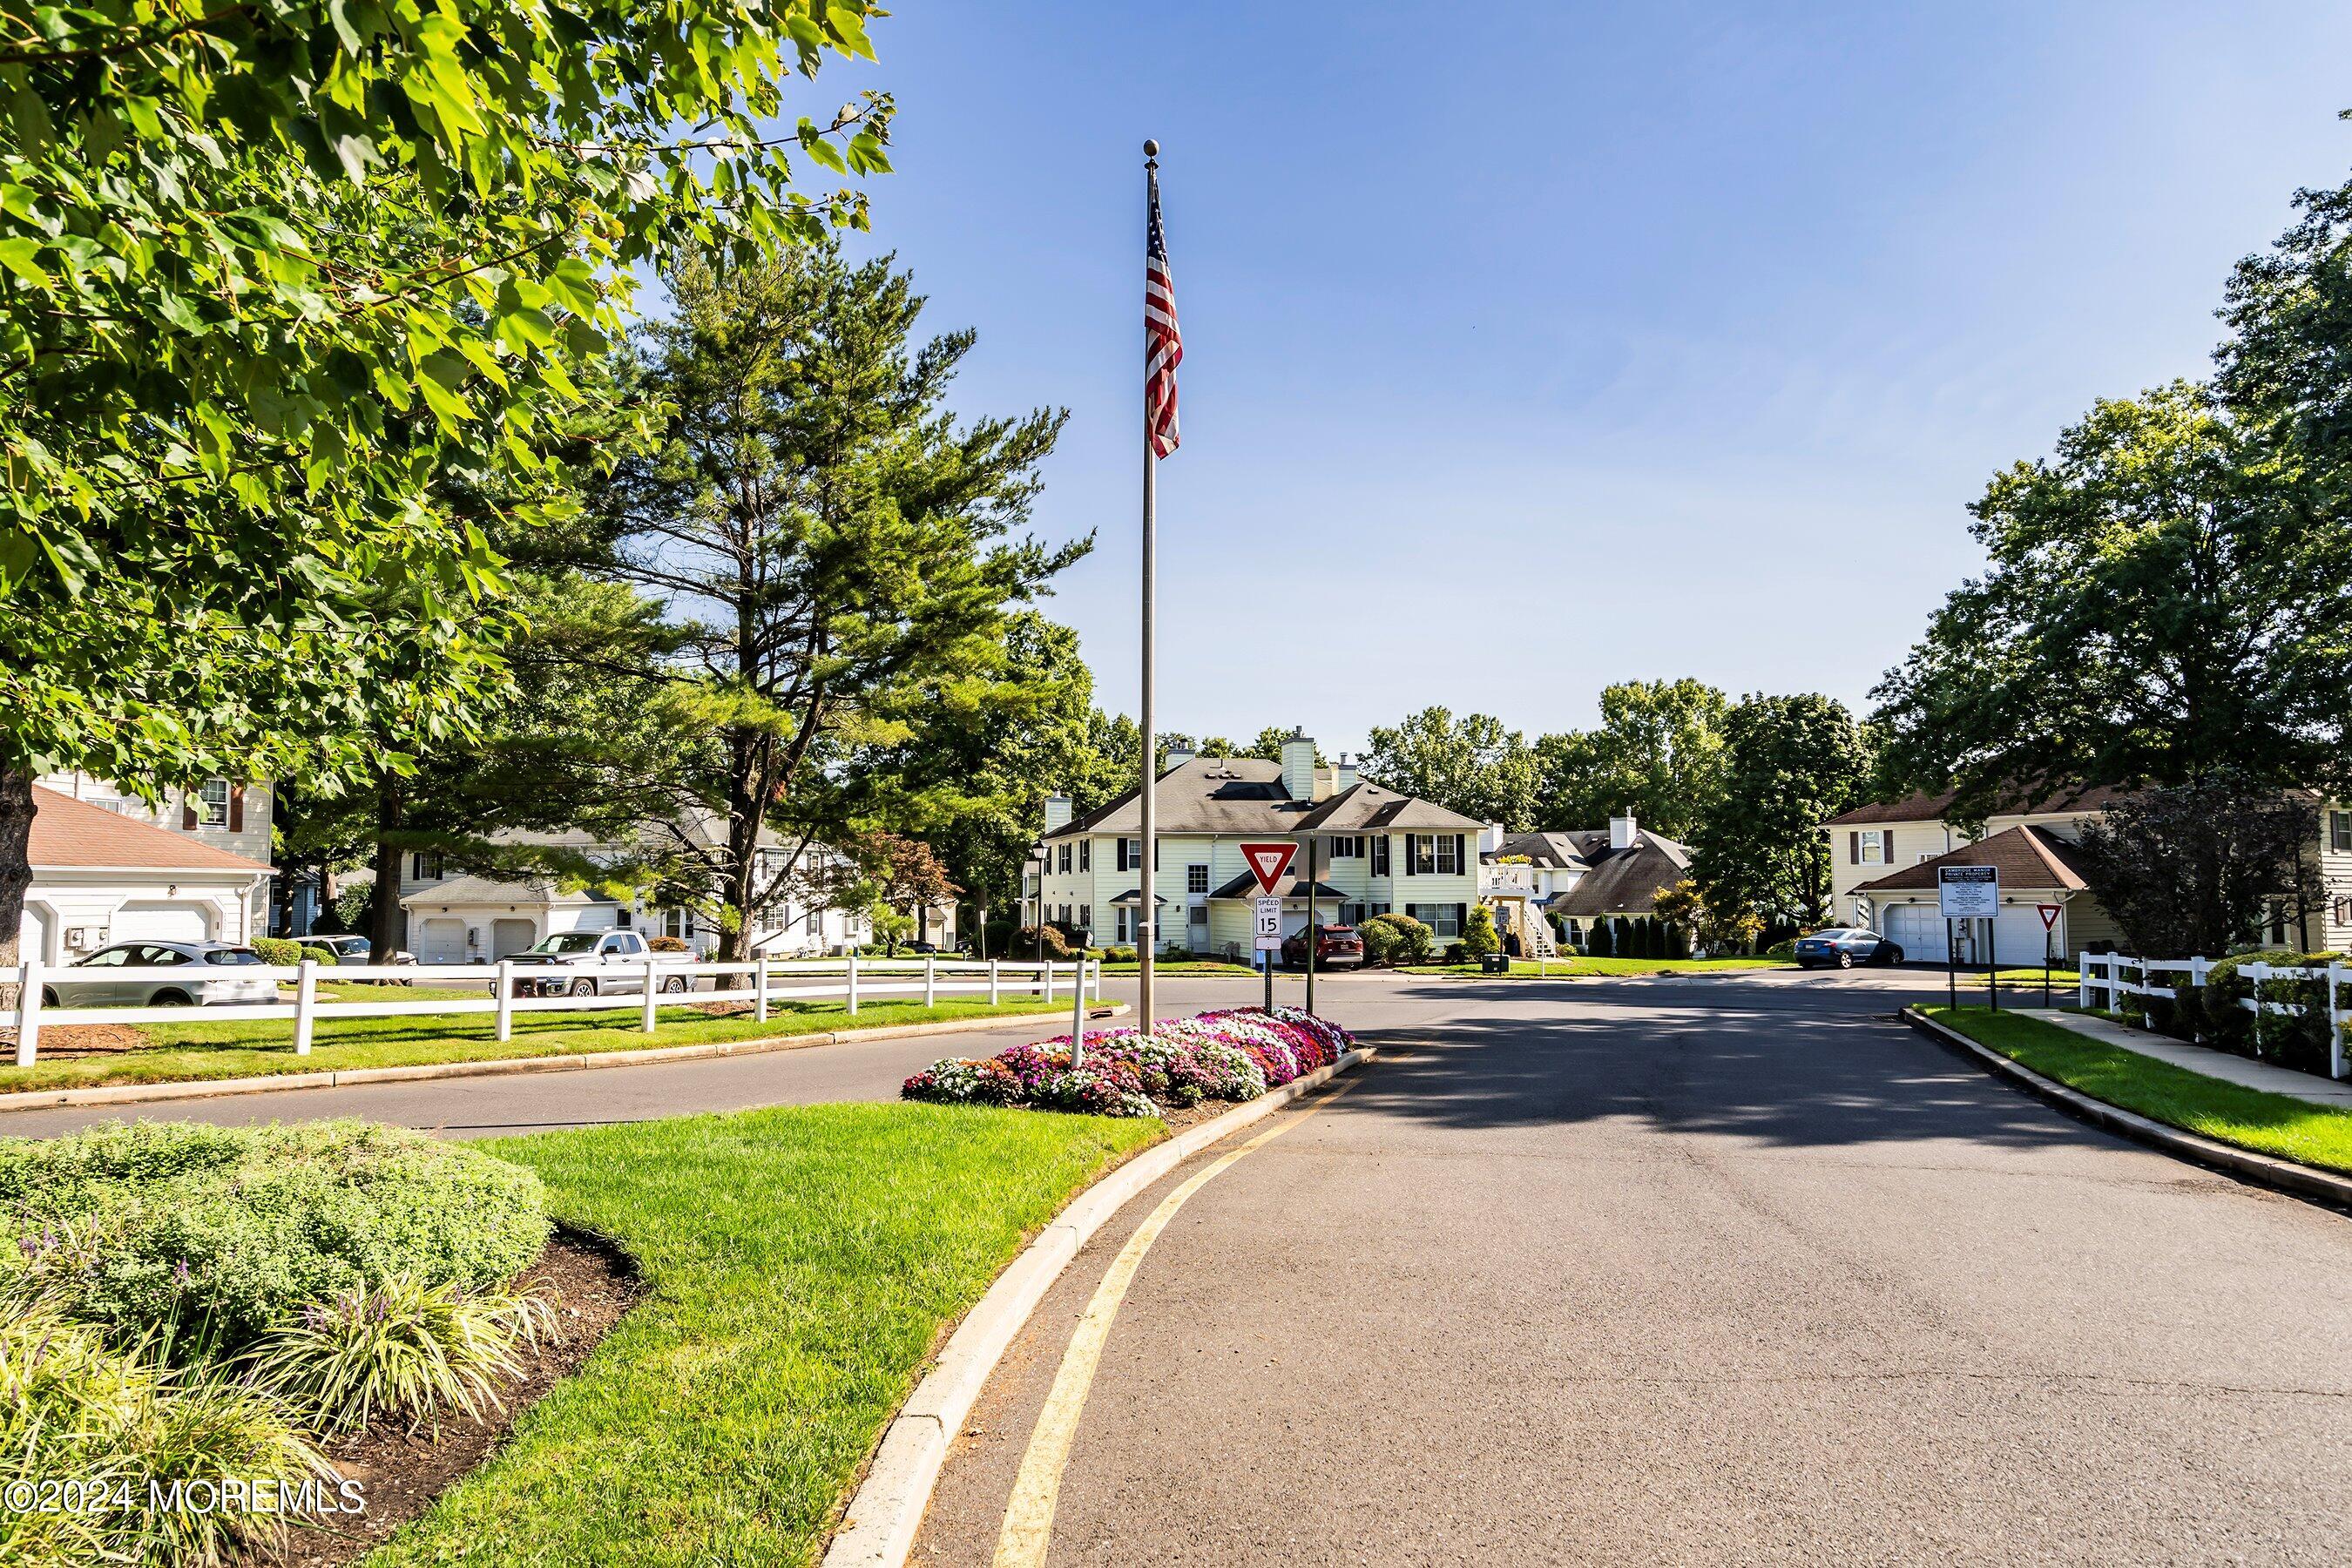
[2078,951,2349,1079]
[7,954,1102,1071]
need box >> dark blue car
[1793,928,1904,969]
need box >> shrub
[1763,937,1797,960]
[1355,920,1399,968]
[1462,906,1501,959]
[1013,924,1073,960]
[1443,942,1468,964]
[2179,951,2345,1072]
[247,1274,557,1436]
[646,935,690,953]
[0,1121,547,1352]
[1102,945,1138,963]
[1587,920,1614,957]
[249,936,301,966]
[0,1301,333,1568]
[1365,912,1432,965]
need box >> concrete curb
[821,1044,1377,1568]
[0,1004,1128,1117]
[1902,1007,2352,1210]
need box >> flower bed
[902,1006,1355,1118]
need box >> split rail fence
[2077,951,2349,1080]
[8,955,1103,1071]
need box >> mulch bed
[266,1228,643,1566]
[0,1023,150,1056]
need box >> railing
[2078,951,2348,1079]
[7,954,1103,1071]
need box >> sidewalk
[2016,1008,2352,1109]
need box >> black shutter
[1403,835,1416,876]
[1848,831,1860,865]
[1453,834,1465,873]
[1117,838,1127,872]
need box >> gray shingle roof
[399,875,619,910]
[1539,830,1694,917]
[1047,757,1481,839]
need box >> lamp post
[1031,839,1049,970]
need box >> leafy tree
[1872,382,2346,816]
[1360,707,1538,828]
[1654,878,1764,956]
[2075,778,2322,956]
[0,0,890,970]
[1462,904,1502,959]
[821,831,958,955]
[584,241,1076,964]
[1246,727,1325,767]
[1531,679,1727,841]
[1691,693,1875,929]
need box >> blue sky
[819,3,2352,758]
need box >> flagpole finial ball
[1143,139,1159,158]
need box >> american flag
[1146,165,1182,458]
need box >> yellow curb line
[992,1073,1366,1568]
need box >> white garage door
[490,918,536,959]
[1882,903,1944,963]
[1994,904,2058,967]
[113,902,213,944]
[416,917,469,964]
[18,903,52,964]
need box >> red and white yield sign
[2037,903,2062,930]
[1239,841,1298,897]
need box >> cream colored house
[17,786,274,963]
[1031,733,1484,956]
[1822,787,2352,965]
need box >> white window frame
[1436,835,1460,875]
[1859,829,1886,865]
[198,779,231,828]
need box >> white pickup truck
[499,929,698,997]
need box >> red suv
[1281,923,1364,970]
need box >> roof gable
[30,787,271,874]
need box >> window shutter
[182,794,198,831]
[228,783,246,833]
[1404,835,1416,876]
[1882,828,1892,865]
[1848,831,1860,865]
[1453,834,1465,872]
[1117,839,1127,872]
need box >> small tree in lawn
[2076,777,2321,955]
[1656,879,1766,956]
[1463,905,1502,960]
[1588,919,1613,958]
[818,832,960,956]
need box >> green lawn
[367,1103,1162,1566]
[1992,966,2081,984]
[1923,1006,2352,1177]
[1092,959,1259,975]
[2,997,1073,1096]
[1399,956,1795,977]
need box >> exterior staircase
[1510,901,1558,959]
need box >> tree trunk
[0,768,35,1000]
[368,778,405,958]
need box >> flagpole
[1138,138,1160,1042]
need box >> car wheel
[660,976,688,994]
[568,978,596,997]
[1836,951,1854,970]
[152,990,193,1006]
[39,987,57,1008]
[1883,945,1904,966]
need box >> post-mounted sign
[1254,896,1283,952]
[1937,865,1999,921]
[1239,841,1297,898]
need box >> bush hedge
[248,936,301,966]
[1355,920,1399,967]
[0,1120,548,1351]
[1364,912,1433,965]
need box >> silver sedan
[41,940,280,1009]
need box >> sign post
[1937,867,1999,1012]
[2037,902,2062,1005]
[1254,895,1282,1010]
[1240,841,1300,1017]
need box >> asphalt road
[916,970,2352,1565]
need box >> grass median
[1923,1006,2352,1177]
[368,1101,1162,1565]
[0,997,1078,1096]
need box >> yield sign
[1239,841,1298,897]
[2037,903,2062,930]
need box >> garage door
[1883,902,2057,967]
[1994,904,2058,968]
[1882,903,1945,963]
[490,918,536,959]
[113,902,212,944]
[18,903,51,965]
[415,917,469,964]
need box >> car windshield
[202,948,263,965]
[533,934,601,955]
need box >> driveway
[913,972,2352,1564]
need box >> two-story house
[18,774,276,962]
[1031,732,1484,957]
[1822,786,2352,965]
[1481,818,1695,954]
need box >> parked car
[1281,923,1365,970]
[294,933,416,966]
[499,929,696,997]
[1793,928,1905,969]
[42,941,279,1008]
